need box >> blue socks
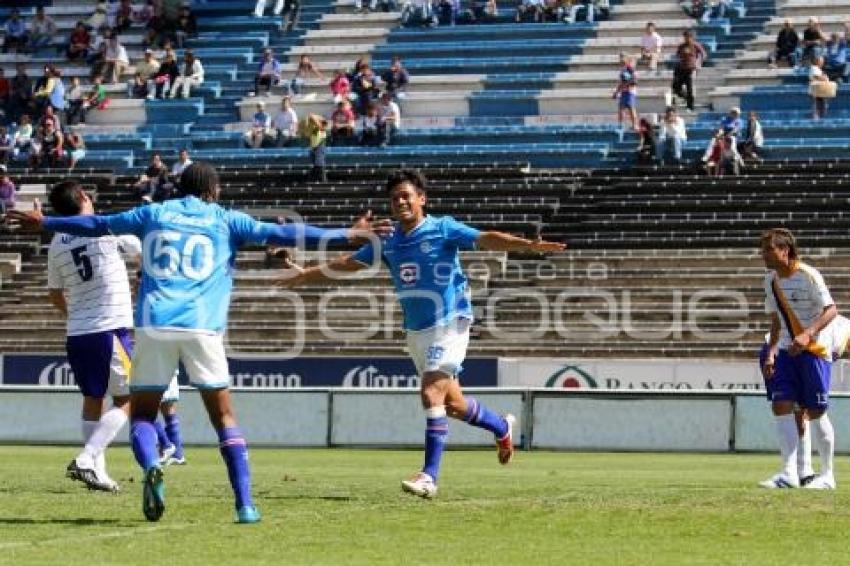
[423,407,449,482]
[163,413,184,459]
[463,397,508,439]
[153,420,172,451]
[130,418,161,471]
[218,427,254,510]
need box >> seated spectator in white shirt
[29,7,58,50]
[271,96,299,147]
[657,106,687,164]
[377,92,401,147]
[359,103,382,146]
[640,22,663,73]
[170,50,204,99]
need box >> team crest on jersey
[399,262,419,285]
[420,241,432,253]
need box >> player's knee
[445,398,466,418]
[419,387,444,409]
[771,401,794,416]
[807,408,826,420]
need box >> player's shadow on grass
[260,495,354,502]
[0,518,123,525]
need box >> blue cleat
[236,505,261,524]
[142,466,165,522]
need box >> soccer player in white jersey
[46,181,138,493]
[279,169,566,498]
[11,163,388,522]
[759,228,838,489]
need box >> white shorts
[162,374,180,403]
[406,318,471,377]
[132,328,230,391]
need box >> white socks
[798,423,814,478]
[775,414,799,479]
[83,407,128,464]
[810,414,835,478]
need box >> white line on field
[0,523,192,550]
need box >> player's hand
[788,331,811,357]
[528,237,567,254]
[6,198,45,231]
[762,353,776,380]
[348,209,393,243]
[275,256,307,289]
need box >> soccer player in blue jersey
[279,169,566,498]
[10,163,388,521]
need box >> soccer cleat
[159,444,176,465]
[401,472,437,499]
[163,455,187,467]
[66,458,120,493]
[800,474,817,487]
[142,466,166,522]
[497,414,516,465]
[758,472,799,489]
[803,474,836,490]
[236,505,262,524]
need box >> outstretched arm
[276,254,366,288]
[476,231,566,253]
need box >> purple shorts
[619,92,636,109]
[66,328,133,399]
[763,348,831,410]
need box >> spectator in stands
[34,67,65,117]
[80,76,108,124]
[12,114,33,160]
[153,50,179,99]
[172,148,193,178]
[87,28,112,79]
[613,53,638,131]
[279,0,301,32]
[640,22,663,74]
[0,129,12,165]
[144,0,167,47]
[566,0,609,23]
[461,0,498,23]
[701,0,730,23]
[801,18,826,67]
[768,19,799,68]
[437,0,459,25]
[115,0,134,33]
[170,50,204,99]
[9,64,33,123]
[824,33,848,83]
[671,30,706,114]
[29,119,64,169]
[359,103,382,146]
[133,49,161,100]
[254,0,285,18]
[28,7,57,51]
[809,56,834,120]
[134,152,170,202]
[0,165,16,214]
[402,0,437,27]
[0,69,9,120]
[85,2,108,32]
[102,35,130,84]
[720,106,741,139]
[65,77,85,126]
[737,110,763,162]
[40,105,62,135]
[245,102,272,148]
[64,130,86,171]
[377,91,401,147]
[381,57,410,100]
[3,9,28,54]
[329,99,356,146]
[130,73,150,99]
[301,113,328,181]
[657,106,687,164]
[679,0,705,20]
[516,0,544,23]
[290,55,323,95]
[174,5,198,49]
[272,96,299,147]
[352,65,380,115]
[635,117,656,164]
[330,69,352,104]
[66,22,92,61]
[702,129,742,176]
[134,0,157,27]
[254,49,282,96]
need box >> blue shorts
[765,349,831,410]
[66,328,133,399]
[619,92,636,109]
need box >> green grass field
[1,447,848,565]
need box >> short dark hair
[386,169,427,195]
[49,180,86,216]
[180,161,219,200]
[760,228,798,260]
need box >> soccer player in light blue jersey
[11,163,389,521]
[280,169,566,498]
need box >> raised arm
[276,254,366,288]
[476,231,566,253]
